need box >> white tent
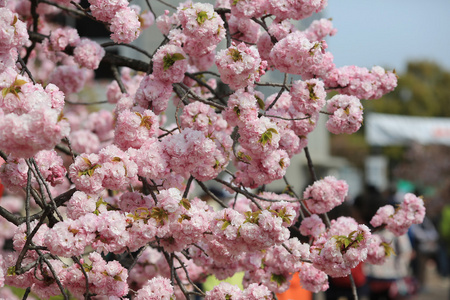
[365,113,450,146]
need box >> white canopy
[365,113,450,146]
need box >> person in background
[354,186,414,300]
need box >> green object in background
[203,272,245,291]
[396,179,415,194]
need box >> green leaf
[163,53,186,70]
[259,128,278,145]
[150,207,169,225]
[140,116,154,129]
[7,266,16,276]
[196,11,209,25]
[178,214,191,223]
[221,220,231,230]
[382,241,396,257]
[179,198,191,210]
[255,95,265,110]
[228,48,242,62]
[244,210,261,224]
[306,82,319,101]
[233,106,241,116]
[271,273,287,286]
[2,87,9,98]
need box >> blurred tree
[365,61,450,117]
[331,61,450,181]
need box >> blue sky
[324,0,450,73]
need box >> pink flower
[135,276,174,300]
[205,282,243,300]
[134,74,173,114]
[230,0,269,19]
[305,18,337,42]
[216,42,267,90]
[311,217,371,277]
[268,0,328,21]
[152,44,187,83]
[270,31,334,79]
[300,214,326,238]
[223,89,260,127]
[48,27,80,51]
[326,94,363,134]
[370,193,426,236]
[303,176,348,214]
[49,65,88,95]
[68,153,105,195]
[324,65,397,100]
[177,2,225,56]
[73,38,105,70]
[110,6,141,44]
[89,0,128,22]
[290,78,326,115]
[114,108,160,150]
[0,107,70,158]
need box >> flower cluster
[216,42,267,90]
[303,176,349,214]
[326,94,364,134]
[324,65,398,100]
[310,217,371,277]
[0,1,419,299]
[177,2,225,56]
[370,193,426,236]
[270,31,335,79]
[89,0,141,43]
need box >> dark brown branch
[72,256,90,300]
[265,73,288,111]
[214,178,263,210]
[110,64,127,94]
[196,180,227,208]
[101,42,152,59]
[17,55,36,84]
[183,176,195,199]
[218,10,231,48]
[184,72,226,105]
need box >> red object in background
[276,273,313,300]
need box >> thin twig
[304,147,331,226]
[36,249,69,300]
[349,273,359,300]
[214,178,263,210]
[196,180,227,208]
[218,10,231,48]
[17,55,36,84]
[111,64,127,94]
[183,176,194,199]
[72,256,90,300]
[173,254,206,297]
[40,0,88,18]
[30,158,63,222]
[22,287,31,300]
[65,99,109,105]
[155,0,177,10]
[127,245,149,272]
[263,114,311,121]
[190,71,221,78]
[184,72,226,105]
[101,42,152,59]
[265,73,288,112]
[175,83,226,110]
